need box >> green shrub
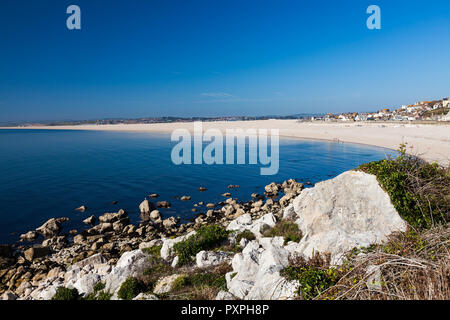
[171,275,188,292]
[173,225,229,266]
[51,287,80,300]
[93,281,105,293]
[358,144,450,229]
[96,291,112,300]
[142,245,162,258]
[187,273,227,291]
[281,266,340,300]
[82,281,113,300]
[236,230,256,243]
[262,221,302,244]
[117,277,144,300]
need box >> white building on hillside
[441,110,450,121]
[443,98,449,108]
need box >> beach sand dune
[3,120,450,166]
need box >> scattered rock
[149,193,159,198]
[36,217,69,238]
[75,206,87,212]
[264,182,279,196]
[98,209,128,224]
[73,234,85,244]
[163,217,178,229]
[157,201,171,208]
[150,210,161,220]
[139,199,155,214]
[83,215,96,225]
[196,251,231,268]
[180,196,191,201]
[20,231,38,241]
[24,246,51,261]
[198,187,207,192]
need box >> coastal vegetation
[117,277,145,300]
[279,145,449,300]
[261,221,303,244]
[173,225,229,266]
[358,144,450,229]
[280,254,342,300]
[235,230,256,243]
[157,263,232,300]
[51,287,80,300]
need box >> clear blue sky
[0,0,449,121]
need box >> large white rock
[139,199,151,213]
[196,250,231,268]
[250,213,277,237]
[227,237,298,300]
[226,212,277,238]
[291,170,407,264]
[103,249,149,295]
[226,214,253,232]
[72,273,102,295]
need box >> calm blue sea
[0,129,395,243]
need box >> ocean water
[0,129,395,243]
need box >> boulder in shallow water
[157,201,171,208]
[36,217,69,238]
[20,231,38,241]
[150,210,161,220]
[139,199,155,214]
[75,206,86,212]
[83,215,96,225]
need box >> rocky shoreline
[0,171,408,300]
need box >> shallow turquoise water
[0,129,395,243]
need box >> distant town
[4,97,450,127]
[310,97,450,122]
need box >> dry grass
[319,225,450,300]
[148,262,232,300]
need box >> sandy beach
[3,120,450,165]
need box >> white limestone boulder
[290,170,407,264]
[103,249,149,296]
[196,250,232,268]
[226,237,299,300]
